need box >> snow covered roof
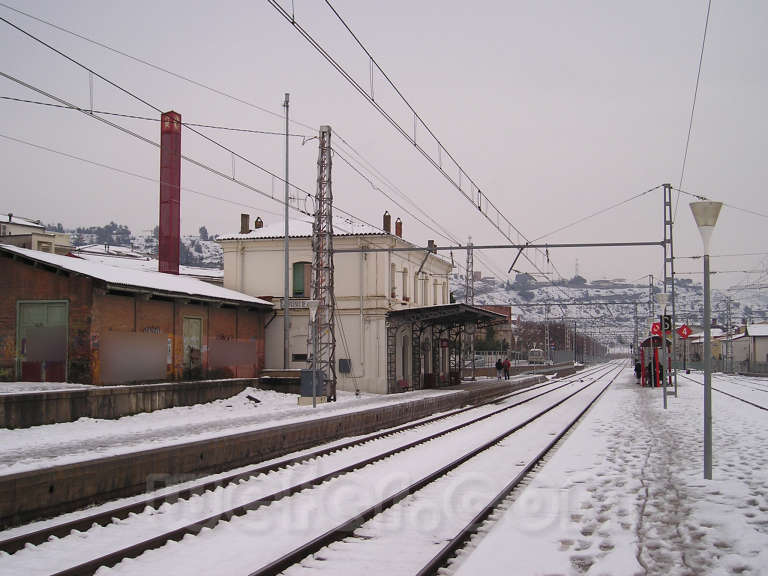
[71,245,223,279]
[1,244,269,307]
[746,324,768,337]
[1,213,44,229]
[690,328,724,340]
[217,216,385,241]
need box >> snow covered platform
[452,368,768,575]
[0,378,256,429]
[0,378,540,528]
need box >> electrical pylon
[309,125,337,400]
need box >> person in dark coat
[495,358,503,379]
[503,357,511,380]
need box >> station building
[218,213,500,394]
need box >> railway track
[678,372,768,411]
[0,365,610,574]
[251,361,625,576]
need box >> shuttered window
[293,262,311,297]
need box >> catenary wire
[674,0,713,220]
[2,3,557,290]
[0,96,310,137]
[0,131,287,218]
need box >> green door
[183,317,202,378]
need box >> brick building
[0,244,272,385]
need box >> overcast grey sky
[1,1,766,290]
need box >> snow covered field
[453,369,768,576]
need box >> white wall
[220,233,453,393]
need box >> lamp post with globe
[689,201,723,480]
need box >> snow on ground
[0,382,474,476]
[452,369,768,576]
[0,382,95,394]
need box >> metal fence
[470,349,580,367]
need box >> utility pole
[309,125,337,401]
[648,274,655,328]
[544,305,551,364]
[465,238,475,380]
[726,297,733,373]
[663,183,679,397]
[633,302,639,364]
[283,93,290,369]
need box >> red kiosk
[638,334,671,387]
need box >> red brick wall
[207,307,266,378]
[1,254,268,384]
[0,256,93,383]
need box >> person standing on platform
[503,357,511,380]
[495,358,503,379]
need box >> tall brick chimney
[159,111,181,274]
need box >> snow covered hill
[450,272,768,347]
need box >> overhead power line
[674,0,713,218]
[268,0,612,322]
[0,14,320,205]
[267,1,541,263]
[673,187,768,220]
[532,185,663,242]
[0,71,398,240]
[0,131,286,218]
[0,3,547,288]
[0,96,310,137]
[0,6,479,267]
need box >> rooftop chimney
[7,213,12,222]
[395,217,402,238]
[159,111,181,275]
[254,216,263,229]
[240,213,250,234]
[383,211,391,234]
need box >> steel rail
[43,367,610,576]
[0,367,596,555]
[416,361,625,575]
[247,364,619,576]
[678,372,768,411]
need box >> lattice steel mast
[309,125,337,400]
[663,183,678,396]
[464,237,474,305]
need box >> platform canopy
[385,304,507,393]
[386,303,506,328]
[639,335,672,349]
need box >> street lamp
[655,291,669,410]
[307,299,320,408]
[690,200,723,480]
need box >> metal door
[182,317,202,378]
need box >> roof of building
[1,214,45,229]
[217,216,386,241]
[1,244,269,307]
[71,244,223,279]
[746,324,768,337]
